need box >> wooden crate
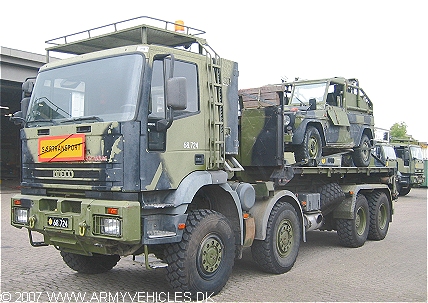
[239,84,285,108]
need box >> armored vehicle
[10,17,395,297]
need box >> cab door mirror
[166,77,187,110]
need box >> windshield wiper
[33,97,71,118]
[59,116,103,124]
[27,119,59,126]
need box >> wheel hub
[276,219,293,257]
[200,236,223,274]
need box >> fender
[163,170,244,244]
[249,190,306,242]
[292,119,325,145]
[333,184,391,219]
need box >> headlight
[284,115,291,126]
[100,217,122,236]
[14,208,29,224]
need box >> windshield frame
[289,81,328,106]
[26,53,145,126]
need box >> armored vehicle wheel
[164,209,235,297]
[295,126,322,166]
[316,183,345,215]
[251,202,301,274]
[60,251,120,274]
[367,192,390,240]
[336,194,369,247]
[352,134,371,167]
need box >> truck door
[325,82,352,146]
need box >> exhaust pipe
[304,212,323,232]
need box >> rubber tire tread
[251,202,301,274]
[352,134,371,167]
[336,194,369,248]
[367,191,390,240]
[60,251,120,274]
[316,183,345,215]
[164,209,235,297]
[294,126,322,166]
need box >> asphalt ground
[1,180,426,302]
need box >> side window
[149,59,199,120]
[326,83,344,107]
[148,58,199,151]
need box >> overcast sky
[2,0,427,142]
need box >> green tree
[390,122,408,139]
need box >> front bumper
[11,194,141,255]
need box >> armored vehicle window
[410,146,423,160]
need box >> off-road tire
[60,251,120,274]
[352,133,371,167]
[251,202,301,274]
[367,192,390,240]
[336,194,369,247]
[316,183,345,215]
[164,210,235,297]
[295,126,322,166]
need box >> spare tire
[317,183,345,215]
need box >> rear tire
[367,192,390,240]
[352,134,371,167]
[336,194,369,247]
[60,251,120,274]
[251,202,301,274]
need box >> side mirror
[10,111,26,126]
[22,79,34,98]
[166,77,187,110]
[308,98,316,110]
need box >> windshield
[27,54,143,125]
[383,146,397,160]
[410,146,424,160]
[290,82,327,106]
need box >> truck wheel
[164,210,235,297]
[367,192,390,240]
[60,251,120,274]
[316,183,345,215]
[336,194,369,247]
[295,126,322,166]
[399,186,411,196]
[251,202,301,274]
[352,134,371,167]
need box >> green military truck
[391,138,425,196]
[10,17,396,297]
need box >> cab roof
[45,16,207,57]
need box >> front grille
[22,162,123,190]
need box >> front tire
[295,126,322,166]
[60,251,120,274]
[164,210,235,297]
[251,202,301,274]
[336,194,369,247]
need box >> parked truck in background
[373,128,424,196]
[10,17,396,297]
[391,138,425,195]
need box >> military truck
[240,78,374,166]
[10,17,395,297]
[391,138,425,195]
